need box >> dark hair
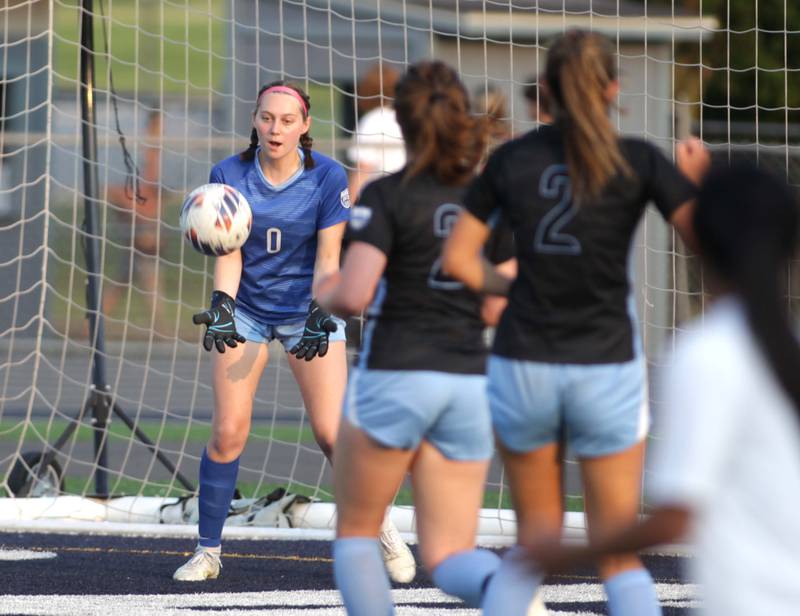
[473,84,511,145]
[522,79,551,116]
[240,81,315,170]
[545,30,631,202]
[394,61,487,186]
[356,63,401,116]
[694,161,800,417]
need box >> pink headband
[257,86,308,115]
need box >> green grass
[45,199,212,341]
[51,0,343,135]
[2,420,587,511]
[3,472,586,512]
[0,420,316,445]
[53,0,227,94]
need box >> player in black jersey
[444,30,710,616]
[317,61,526,615]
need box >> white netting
[0,0,796,535]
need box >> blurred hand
[676,136,711,186]
[526,536,595,574]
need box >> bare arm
[669,201,699,254]
[528,506,692,573]
[443,210,512,296]
[213,249,242,298]
[670,136,711,254]
[318,241,387,318]
[312,221,347,298]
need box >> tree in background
[654,0,800,138]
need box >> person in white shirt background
[527,160,800,616]
[347,63,406,200]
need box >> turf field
[0,532,699,615]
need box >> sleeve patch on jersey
[340,188,352,209]
[348,205,372,231]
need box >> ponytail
[394,61,487,186]
[240,81,315,170]
[545,30,631,202]
[694,162,800,419]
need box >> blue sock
[432,549,501,608]
[333,537,393,616]
[481,546,544,616]
[604,568,662,616]
[197,449,239,548]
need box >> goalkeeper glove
[289,300,338,361]
[192,290,247,353]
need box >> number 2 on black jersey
[534,164,582,255]
[428,203,465,290]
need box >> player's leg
[480,442,562,615]
[567,358,659,616]
[482,356,563,615]
[174,338,269,581]
[406,373,497,607]
[286,339,347,461]
[285,327,416,583]
[581,442,659,616]
[411,441,497,608]
[333,419,415,616]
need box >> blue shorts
[343,369,494,461]
[235,309,347,351]
[488,355,649,458]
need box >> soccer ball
[179,183,252,256]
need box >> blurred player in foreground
[174,81,414,583]
[528,161,800,616]
[444,29,709,616]
[319,61,540,615]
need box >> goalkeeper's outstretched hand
[290,300,338,361]
[192,290,247,353]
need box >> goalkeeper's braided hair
[240,81,315,170]
[694,161,800,419]
[394,61,487,186]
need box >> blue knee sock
[481,546,544,616]
[604,568,662,616]
[432,549,501,608]
[198,449,239,548]
[333,537,393,616]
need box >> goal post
[3,0,796,543]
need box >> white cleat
[527,590,549,615]
[173,547,222,582]
[379,518,416,584]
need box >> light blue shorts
[343,369,494,461]
[488,355,649,458]
[235,308,347,351]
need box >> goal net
[0,0,796,540]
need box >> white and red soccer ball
[179,183,252,256]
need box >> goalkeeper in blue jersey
[173,81,414,582]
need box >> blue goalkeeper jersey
[209,149,350,324]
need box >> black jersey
[464,125,695,364]
[346,171,509,374]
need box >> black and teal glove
[289,300,338,361]
[192,290,246,353]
